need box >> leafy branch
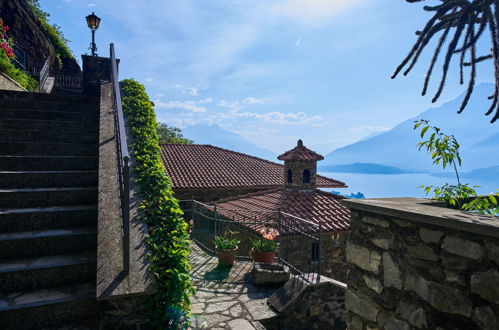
[414,119,498,214]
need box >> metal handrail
[110,43,130,274]
[38,59,49,92]
[184,199,322,281]
[54,72,82,89]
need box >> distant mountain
[324,83,499,173]
[432,165,499,182]
[319,163,418,174]
[181,124,277,161]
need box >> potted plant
[214,230,240,266]
[251,227,279,263]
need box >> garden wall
[342,197,499,330]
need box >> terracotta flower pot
[216,248,237,265]
[251,250,276,263]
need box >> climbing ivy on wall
[121,79,193,328]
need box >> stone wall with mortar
[279,232,349,282]
[342,197,499,330]
[283,159,317,190]
[82,55,118,96]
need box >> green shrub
[0,51,38,91]
[214,231,240,250]
[121,79,194,328]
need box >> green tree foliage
[414,119,498,215]
[26,0,73,65]
[394,0,499,122]
[121,79,194,328]
[157,123,193,144]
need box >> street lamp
[85,12,101,56]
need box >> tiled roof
[160,144,346,190]
[277,139,324,161]
[213,188,351,234]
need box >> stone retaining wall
[342,198,499,330]
[0,72,26,91]
[279,232,348,282]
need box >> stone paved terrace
[189,243,279,329]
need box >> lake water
[319,172,499,199]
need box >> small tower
[278,139,324,190]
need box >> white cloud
[183,87,199,96]
[217,100,242,110]
[174,84,201,96]
[144,77,153,82]
[220,109,326,126]
[154,99,208,113]
[295,35,302,47]
[243,97,264,105]
[88,3,96,7]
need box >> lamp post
[85,12,101,56]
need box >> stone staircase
[0,90,100,329]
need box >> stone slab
[268,273,346,313]
[342,198,499,238]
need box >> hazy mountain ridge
[181,124,277,161]
[324,83,499,173]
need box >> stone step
[0,187,97,208]
[0,99,97,113]
[0,253,96,292]
[0,205,97,233]
[0,89,99,105]
[0,142,98,157]
[0,156,98,171]
[0,108,98,122]
[0,283,97,330]
[0,118,98,132]
[0,226,96,259]
[0,171,98,189]
[0,128,98,144]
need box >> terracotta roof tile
[212,188,350,234]
[277,139,324,161]
[160,144,346,190]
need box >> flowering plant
[214,230,240,250]
[251,227,279,252]
[0,19,14,59]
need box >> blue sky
[41,0,495,154]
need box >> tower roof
[277,139,324,161]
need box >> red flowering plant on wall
[0,19,14,59]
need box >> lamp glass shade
[86,12,101,30]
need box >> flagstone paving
[189,243,279,329]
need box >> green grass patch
[121,79,193,328]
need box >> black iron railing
[110,43,130,274]
[12,45,27,70]
[180,199,322,281]
[54,72,82,89]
